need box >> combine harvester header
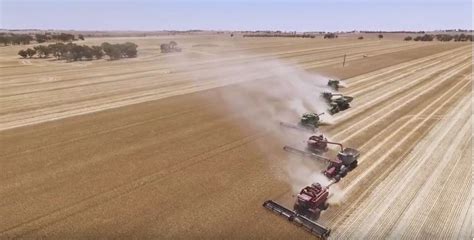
[263,200,331,239]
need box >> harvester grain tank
[327,79,340,91]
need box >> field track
[0,35,471,239]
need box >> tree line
[243,34,316,38]
[18,42,138,61]
[35,33,84,43]
[404,34,473,42]
[361,30,426,34]
[0,34,33,45]
[0,32,84,46]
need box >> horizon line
[1,28,473,33]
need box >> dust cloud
[168,50,343,199]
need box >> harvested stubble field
[0,34,472,239]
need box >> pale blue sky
[0,0,472,31]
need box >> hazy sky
[0,0,472,31]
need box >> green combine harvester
[280,112,324,132]
[322,92,353,115]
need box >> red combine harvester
[284,136,359,182]
[263,182,332,239]
[293,183,330,220]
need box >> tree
[82,45,94,60]
[378,34,384,39]
[0,36,10,46]
[48,43,67,59]
[18,49,28,58]
[420,34,434,41]
[435,34,453,42]
[161,43,170,53]
[404,36,412,41]
[35,34,49,43]
[34,45,51,58]
[453,33,471,42]
[52,33,75,42]
[25,48,36,58]
[70,44,85,61]
[11,35,28,45]
[78,34,85,40]
[324,33,337,39]
[101,42,121,60]
[91,46,104,59]
[20,34,33,44]
[121,42,138,58]
[19,41,137,62]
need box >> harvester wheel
[320,202,329,210]
[350,160,358,170]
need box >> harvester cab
[322,92,334,102]
[327,79,340,91]
[307,134,329,154]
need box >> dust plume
[167,49,342,198]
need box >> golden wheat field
[0,34,472,239]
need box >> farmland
[0,34,471,239]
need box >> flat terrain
[0,35,471,239]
